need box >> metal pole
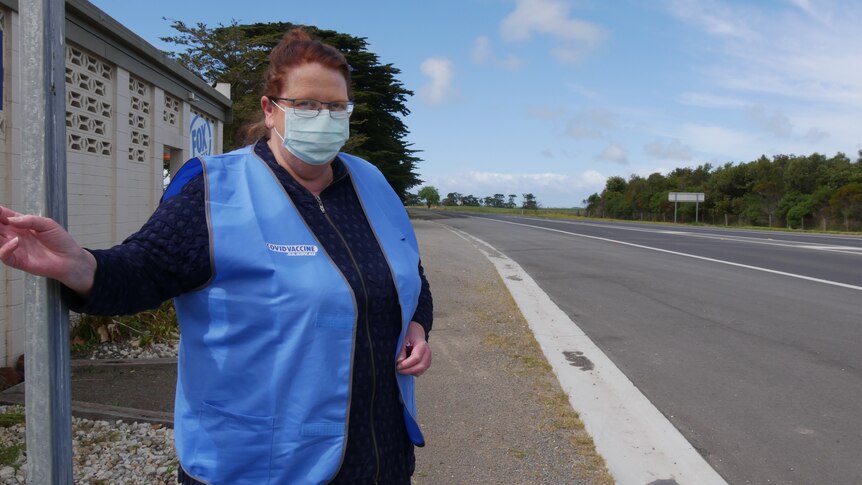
[673,201,678,224]
[20,0,73,483]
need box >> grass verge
[475,282,615,484]
[417,205,862,236]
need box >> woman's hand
[0,206,96,296]
[396,321,432,376]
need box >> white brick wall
[0,30,225,365]
[1,6,24,366]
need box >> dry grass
[475,278,615,484]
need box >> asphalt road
[430,211,862,485]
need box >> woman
[0,28,432,485]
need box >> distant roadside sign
[669,192,705,223]
[668,192,705,202]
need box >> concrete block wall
[1,6,25,367]
[0,25,225,365]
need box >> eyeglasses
[268,97,355,119]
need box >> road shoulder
[440,221,728,485]
[412,219,612,484]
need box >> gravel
[0,405,178,484]
[79,341,179,360]
[0,339,182,484]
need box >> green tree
[161,20,422,199]
[644,173,670,219]
[599,176,628,219]
[784,189,832,229]
[784,154,820,194]
[604,176,627,194]
[584,193,601,215]
[442,192,462,206]
[462,195,480,206]
[584,149,861,230]
[830,183,862,231]
[490,194,505,208]
[603,191,626,218]
[507,194,517,208]
[522,193,538,210]
[417,186,440,208]
[816,152,854,190]
[649,192,673,221]
[778,192,806,228]
[707,162,750,224]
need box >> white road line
[539,217,862,243]
[468,216,862,292]
[508,217,862,254]
[443,224,729,485]
[797,245,862,255]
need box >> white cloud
[787,0,833,24]
[472,36,491,63]
[551,46,589,65]
[668,0,862,108]
[744,105,794,138]
[677,92,746,109]
[426,170,607,208]
[501,0,603,43]
[567,123,601,140]
[566,83,598,99]
[597,144,628,165]
[801,127,829,143]
[566,108,618,139]
[470,36,523,69]
[419,57,455,105]
[743,104,833,143]
[680,123,759,161]
[645,138,694,161]
[500,0,604,64]
[500,55,524,70]
[666,1,861,158]
[666,0,756,40]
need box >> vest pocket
[196,401,275,482]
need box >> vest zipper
[318,196,381,483]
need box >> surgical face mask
[273,105,350,166]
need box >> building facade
[0,0,232,365]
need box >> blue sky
[90,0,862,208]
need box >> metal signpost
[668,192,705,224]
[21,0,74,483]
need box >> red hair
[242,28,352,144]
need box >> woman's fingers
[0,236,21,262]
[397,340,432,376]
[4,214,57,232]
[397,320,432,376]
[0,206,22,222]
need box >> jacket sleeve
[410,260,433,339]
[63,174,212,315]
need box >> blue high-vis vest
[165,146,423,484]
